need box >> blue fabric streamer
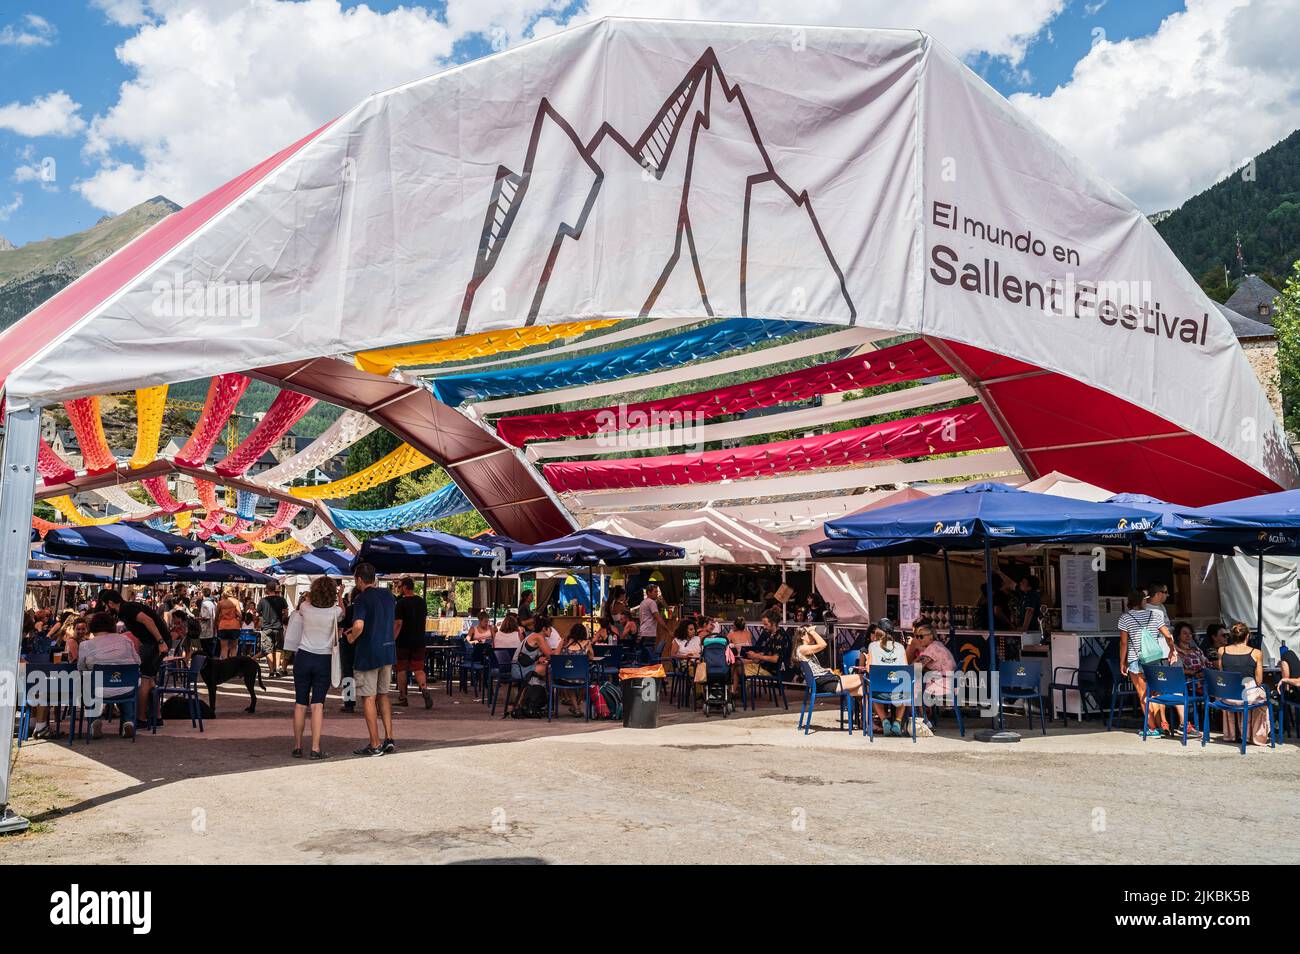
[428,317,818,405]
[329,481,472,532]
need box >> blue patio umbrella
[507,529,684,633]
[43,523,217,568]
[133,559,277,585]
[820,483,1154,677]
[357,530,503,576]
[270,547,355,578]
[1153,489,1300,645]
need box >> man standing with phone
[346,563,397,757]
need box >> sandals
[310,750,327,760]
[292,747,303,758]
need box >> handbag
[330,640,342,688]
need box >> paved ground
[4,671,1298,864]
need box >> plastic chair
[1201,669,1276,755]
[237,628,260,657]
[593,646,623,682]
[996,660,1047,735]
[1139,663,1193,745]
[1280,688,1300,740]
[921,668,966,737]
[152,654,206,733]
[743,650,789,711]
[79,664,141,742]
[796,660,856,734]
[18,661,77,745]
[488,648,520,716]
[865,665,915,742]
[1050,653,1103,725]
[1104,657,1141,730]
[547,653,593,722]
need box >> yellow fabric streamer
[290,442,432,500]
[353,318,622,374]
[257,537,307,558]
[47,495,124,527]
[175,510,193,533]
[130,385,169,469]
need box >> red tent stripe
[543,404,1001,492]
[496,337,952,446]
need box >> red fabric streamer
[31,515,70,536]
[64,396,117,474]
[195,478,223,515]
[37,438,75,485]
[544,405,1001,492]
[216,390,317,477]
[141,476,185,512]
[174,373,250,467]
[496,338,952,446]
[269,500,301,527]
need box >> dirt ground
[3,672,1298,864]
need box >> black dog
[201,656,266,714]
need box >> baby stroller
[700,640,733,717]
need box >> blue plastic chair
[921,668,966,737]
[1138,663,1194,745]
[996,660,1047,735]
[237,628,260,657]
[1280,688,1300,741]
[152,654,206,733]
[743,647,789,711]
[1105,657,1141,730]
[79,664,141,742]
[593,645,623,682]
[548,653,593,721]
[865,665,915,742]
[1201,669,1276,754]
[487,648,520,716]
[796,660,856,734]
[18,661,77,745]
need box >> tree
[1271,260,1300,436]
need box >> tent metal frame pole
[1257,551,1265,644]
[1130,541,1138,590]
[942,549,955,641]
[0,403,41,830]
[983,537,998,713]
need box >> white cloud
[0,91,86,137]
[0,193,23,221]
[0,12,57,47]
[1010,0,1300,213]
[75,0,1067,213]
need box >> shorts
[217,629,240,644]
[814,673,841,693]
[395,646,425,673]
[263,628,285,651]
[138,648,161,679]
[354,665,393,698]
[293,650,332,705]
[743,661,764,677]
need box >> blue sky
[0,0,1289,246]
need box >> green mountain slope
[1156,129,1300,297]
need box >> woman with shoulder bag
[286,577,342,760]
[1117,588,1175,738]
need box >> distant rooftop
[1215,302,1276,341]
[1225,275,1282,324]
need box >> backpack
[1135,612,1166,665]
[598,681,622,720]
[511,683,548,719]
[589,685,610,719]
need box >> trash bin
[621,676,659,729]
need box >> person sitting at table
[672,620,701,658]
[1217,622,1270,746]
[510,625,552,716]
[556,623,594,717]
[905,623,956,716]
[494,613,523,651]
[792,625,862,700]
[1278,641,1300,708]
[78,611,142,739]
[745,611,789,683]
[1172,621,1208,678]
[467,611,496,644]
[534,614,562,650]
[865,621,909,735]
[1201,622,1228,657]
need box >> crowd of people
[20,568,1295,750]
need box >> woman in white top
[494,613,523,650]
[468,611,497,644]
[672,620,702,657]
[865,624,910,736]
[285,576,342,760]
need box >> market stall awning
[43,524,218,567]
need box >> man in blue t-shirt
[345,562,397,757]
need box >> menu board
[1060,554,1099,631]
[899,561,921,629]
[683,568,701,605]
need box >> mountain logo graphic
[457,47,857,334]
